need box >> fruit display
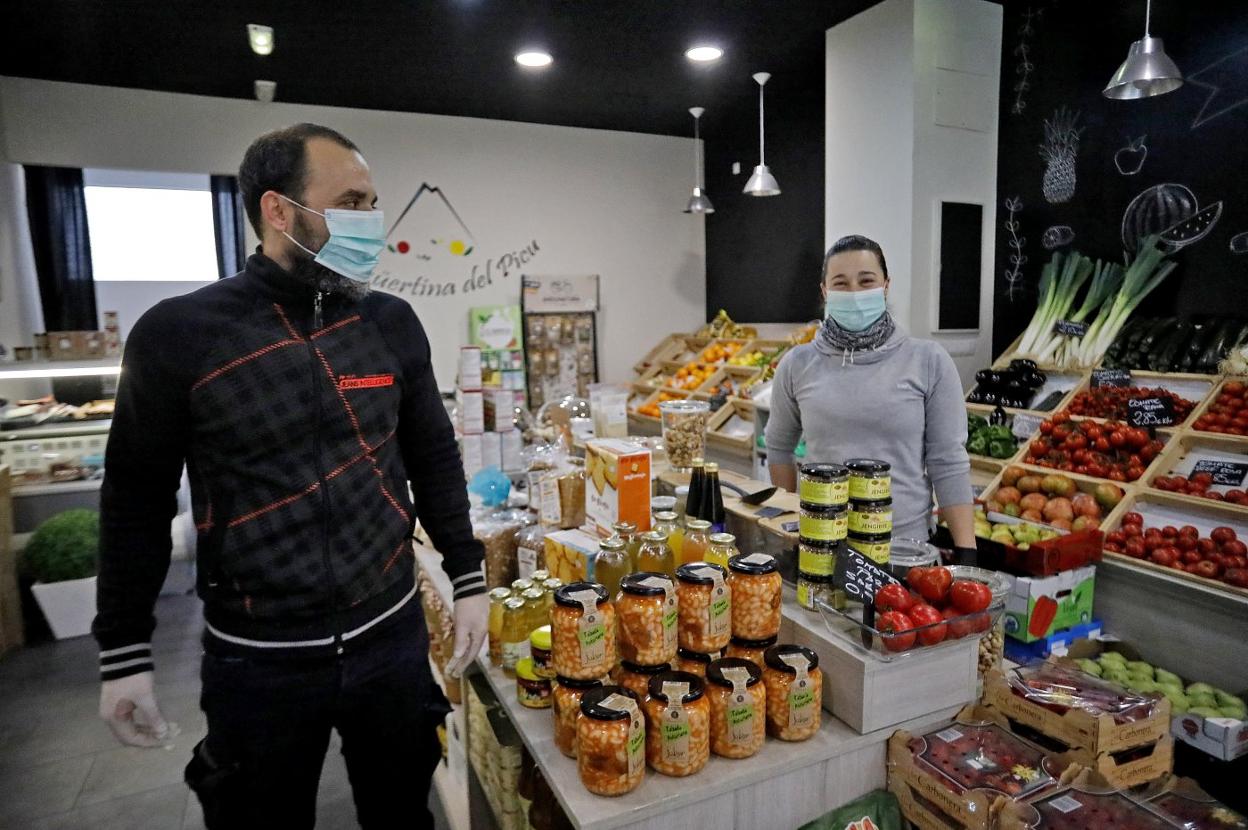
[728,345,785,368]
[696,309,756,340]
[1071,651,1246,720]
[1005,661,1161,724]
[984,465,1120,530]
[906,720,1056,798]
[1027,787,1179,830]
[1151,471,1248,506]
[1146,788,1248,830]
[1192,380,1248,436]
[1104,510,1248,589]
[1025,412,1165,482]
[697,341,743,365]
[664,362,716,391]
[1066,385,1198,424]
[968,359,1048,409]
[873,566,997,653]
[635,390,685,419]
[973,507,1062,549]
[967,413,1020,459]
[1103,315,1248,375]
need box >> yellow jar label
[796,580,813,609]
[847,537,891,565]
[799,512,847,541]
[849,475,891,501]
[799,478,848,506]
[798,546,835,576]
[848,509,893,536]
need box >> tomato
[1066,434,1088,451]
[1094,437,1111,453]
[1225,381,1246,395]
[1194,560,1221,579]
[1182,550,1201,565]
[942,606,973,639]
[878,611,917,652]
[1128,428,1150,448]
[1175,535,1196,552]
[874,583,914,614]
[1039,421,1053,435]
[1123,512,1144,526]
[1052,411,1070,424]
[1150,548,1178,567]
[905,567,932,593]
[1124,538,1146,558]
[916,567,953,605]
[1161,525,1178,538]
[1192,471,1214,485]
[1108,431,1127,448]
[1106,531,1126,545]
[1222,540,1248,557]
[1211,527,1238,545]
[1030,439,1049,457]
[949,580,992,614]
[1123,523,1143,539]
[908,603,947,646]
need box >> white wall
[0,77,706,388]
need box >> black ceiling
[2,0,879,137]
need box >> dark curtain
[210,174,247,278]
[24,165,98,330]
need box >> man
[93,123,487,828]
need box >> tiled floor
[0,594,449,829]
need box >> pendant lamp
[743,72,780,197]
[1103,0,1183,99]
[684,107,714,214]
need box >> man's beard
[287,214,371,302]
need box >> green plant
[22,509,100,583]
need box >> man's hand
[99,671,178,747]
[446,593,488,678]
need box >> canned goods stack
[846,459,893,566]
[796,463,848,610]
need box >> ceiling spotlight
[515,51,553,68]
[685,45,723,63]
[254,80,276,103]
[247,24,274,56]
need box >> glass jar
[617,572,678,665]
[799,463,849,509]
[577,686,645,796]
[636,530,676,578]
[643,671,710,777]
[530,625,554,679]
[511,578,536,595]
[846,458,891,502]
[978,614,1006,677]
[552,583,616,680]
[616,660,671,705]
[651,496,677,515]
[727,553,782,640]
[501,596,530,675]
[516,526,548,580]
[705,531,737,569]
[593,537,631,600]
[521,586,549,633]
[847,532,891,565]
[653,511,683,564]
[542,577,564,597]
[659,399,711,471]
[888,538,941,582]
[613,521,640,568]
[762,644,822,741]
[682,519,712,565]
[799,504,847,545]
[675,562,731,653]
[796,572,837,612]
[705,658,766,759]
[797,540,838,577]
[725,635,777,671]
[531,569,551,585]
[487,586,512,666]
[848,498,893,536]
[516,658,552,709]
[673,486,690,522]
[553,675,605,758]
[674,647,720,678]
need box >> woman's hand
[940,503,978,549]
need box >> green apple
[1160,688,1189,711]
[1214,691,1245,709]
[1154,669,1181,686]
[1219,706,1246,720]
[1126,661,1154,677]
[1190,706,1224,718]
[1186,682,1215,696]
[1126,678,1158,694]
[1099,652,1128,666]
[1075,659,1103,677]
[1188,694,1218,710]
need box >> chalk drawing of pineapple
[1039,108,1083,204]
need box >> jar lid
[620,572,674,596]
[730,634,778,649]
[555,675,606,690]
[529,624,552,650]
[488,587,512,601]
[639,530,668,543]
[620,660,671,675]
[685,519,712,531]
[648,671,705,703]
[705,462,720,473]
[511,579,535,592]
[676,647,718,664]
[598,537,627,551]
[848,530,892,543]
[516,658,547,682]
[521,587,545,601]
[612,521,637,534]
[554,582,609,608]
[675,562,727,585]
[654,511,679,522]
[800,463,849,480]
[503,596,527,611]
[691,457,705,466]
[706,657,762,688]
[675,485,690,498]
[659,399,710,413]
[542,578,564,591]
[531,569,551,582]
[764,644,820,673]
[889,538,940,566]
[580,685,639,721]
[846,458,891,474]
[728,552,778,575]
[797,571,836,585]
[850,497,893,509]
[800,503,847,516]
[709,532,736,545]
[799,539,841,552]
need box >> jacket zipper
[314,291,324,330]
[303,295,341,655]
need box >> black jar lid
[620,660,671,675]
[620,572,674,596]
[850,497,893,509]
[728,552,778,575]
[848,530,892,544]
[800,503,848,516]
[799,463,849,480]
[676,562,727,585]
[798,538,842,552]
[846,458,891,475]
[554,582,609,608]
[797,571,836,585]
[647,671,705,703]
[706,657,762,688]
[764,643,820,673]
[676,647,718,664]
[580,685,640,721]
[729,634,778,650]
[555,675,607,690]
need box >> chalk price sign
[1128,396,1176,428]
[833,548,902,605]
[1191,459,1248,487]
[1091,368,1132,388]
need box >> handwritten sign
[1128,396,1175,427]
[833,547,902,606]
[1091,368,1132,388]
[1192,459,1248,487]
[1054,320,1089,338]
[1012,413,1044,440]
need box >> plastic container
[577,686,645,796]
[762,644,822,741]
[660,399,711,471]
[487,586,512,666]
[727,553,782,640]
[636,530,676,578]
[553,675,605,758]
[675,562,732,653]
[682,519,712,565]
[796,572,837,612]
[799,504,848,544]
[643,671,710,776]
[907,718,1056,798]
[888,538,940,582]
[846,458,891,502]
[799,463,849,508]
[616,660,671,705]
[516,658,552,709]
[847,498,893,536]
[552,582,616,680]
[593,537,631,600]
[674,647,720,678]
[725,635,777,671]
[500,596,530,675]
[530,625,554,679]
[705,532,737,569]
[705,658,766,759]
[617,572,678,665]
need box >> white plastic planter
[30,575,97,639]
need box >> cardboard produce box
[1002,565,1095,643]
[993,768,1179,830]
[583,439,651,536]
[1044,735,1173,790]
[1136,774,1248,828]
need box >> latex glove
[99,671,179,747]
[446,593,489,678]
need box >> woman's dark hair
[238,123,360,236]
[822,235,889,281]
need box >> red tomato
[1197,538,1217,555]
[1194,560,1221,579]
[905,567,931,593]
[874,583,914,614]
[908,603,947,646]
[878,611,917,652]
[1211,527,1238,545]
[916,567,953,605]
[1222,540,1248,557]
[941,606,973,639]
[967,612,992,633]
[1108,431,1127,448]
[1123,512,1144,526]
[1182,550,1201,565]
[1124,538,1146,558]
[1151,548,1178,567]
[949,580,992,614]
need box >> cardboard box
[1003,618,1104,663]
[542,528,601,584]
[500,430,523,473]
[1172,709,1248,761]
[459,347,482,390]
[485,389,515,432]
[1002,565,1095,643]
[1047,736,1173,790]
[458,390,484,435]
[583,439,651,536]
[480,431,502,472]
[1136,774,1248,826]
[461,434,483,480]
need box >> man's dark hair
[238,123,360,236]
[822,234,889,281]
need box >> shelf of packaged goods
[0,419,112,441]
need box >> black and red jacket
[94,253,484,680]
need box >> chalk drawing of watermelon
[1121,183,1222,254]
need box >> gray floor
[0,594,449,829]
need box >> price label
[1191,459,1248,487]
[1012,413,1044,440]
[833,547,902,606]
[1053,320,1089,338]
[1127,396,1175,427]
[1091,368,1132,388]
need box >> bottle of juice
[653,510,683,564]
[705,532,738,569]
[593,537,631,600]
[636,530,676,577]
[612,521,640,570]
[682,519,712,564]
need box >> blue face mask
[281,196,385,282]
[824,287,887,332]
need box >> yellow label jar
[848,498,893,536]
[797,541,839,577]
[847,458,891,501]
[799,505,848,544]
[529,624,554,679]
[847,532,892,565]
[798,463,849,508]
[516,658,552,709]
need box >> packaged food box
[500,430,524,473]
[1002,619,1104,664]
[459,346,483,391]
[480,431,502,472]
[458,390,485,435]
[583,439,651,536]
[543,528,601,584]
[1002,565,1095,643]
[461,434,484,480]
[995,777,1181,830]
[1138,775,1247,830]
[1171,706,1248,762]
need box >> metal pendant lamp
[1103,0,1183,99]
[743,72,781,196]
[684,107,714,214]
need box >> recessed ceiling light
[247,24,274,56]
[685,45,723,63]
[515,51,553,68]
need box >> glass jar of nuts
[659,399,711,472]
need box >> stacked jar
[615,572,679,717]
[577,686,645,796]
[846,459,893,566]
[643,672,710,776]
[552,675,607,758]
[705,657,767,759]
[797,464,848,611]
[673,561,731,679]
[726,553,782,642]
[551,583,616,681]
[761,644,822,741]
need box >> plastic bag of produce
[1007,660,1159,723]
[796,790,902,830]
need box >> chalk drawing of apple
[1115,135,1148,176]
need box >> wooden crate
[1186,376,1248,444]
[965,368,1089,418]
[1061,370,1218,429]
[1142,432,1248,516]
[696,363,762,398]
[707,398,757,452]
[0,467,21,656]
[628,387,689,424]
[632,333,687,376]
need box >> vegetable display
[1073,651,1246,719]
[972,508,1063,549]
[1065,385,1197,423]
[1104,512,1248,588]
[1192,380,1248,437]
[1025,412,1165,482]
[874,566,994,652]
[1103,315,1248,374]
[1151,471,1248,506]
[966,414,1019,459]
[985,466,1119,529]
[967,359,1047,409]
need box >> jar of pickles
[487,586,512,665]
[674,647,720,678]
[617,573,678,665]
[762,644,822,741]
[643,672,710,777]
[501,596,530,675]
[797,540,838,578]
[552,583,616,680]
[577,686,645,796]
[516,658,552,709]
[705,532,737,569]
[681,519,712,565]
[705,658,766,759]
[798,463,849,509]
[796,572,838,612]
[612,521,640,567]
[727,553,782,640]
[636,530,675,577]
[799,504,847,545]
[553,675,606,758]
[593,537,631,600]
[848,498,893,536]
[846,458,891,502]
[725,635,777,670]
[675,562,731,653]
[615,660,671,706]
[529,625,554,678]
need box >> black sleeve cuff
[99,643,154,681]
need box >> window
[83,168,217,281]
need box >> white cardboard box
[500,430,523,472]
[458,347,482,391]
[480,431,502,472]
[1172,711,1248,761]
[461,433,483,479]
[488,389,515,432]
[458,390,484,435]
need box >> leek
[1075,236,1175,367]
[1037,259,1124,367]
[1016,251,1093,359]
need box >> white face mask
[281,195,386,282]
[824,287,886,331]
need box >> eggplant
[1153,320,1193,373]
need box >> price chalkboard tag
[1128,396,1175,428]
[1012,413,1044,440]
[1054,320,1089,338]
[1192,459,1248,487]
[1091,368,1132,388]
[833,547,902,606]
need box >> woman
[765,235,977,554]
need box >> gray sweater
[764,327,973,539]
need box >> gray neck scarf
[819,312,896,366]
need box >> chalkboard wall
[992,1,1248,356]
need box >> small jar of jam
[516,658,552,709]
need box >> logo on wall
[384,183,476,259]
